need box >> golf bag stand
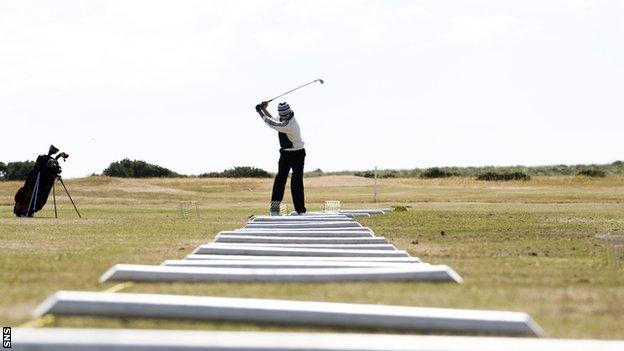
[52,181,57,218]
[56,175,81,218]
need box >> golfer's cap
[278,102,293,117]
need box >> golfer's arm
[262,116,289,131]
[261,107,273,118]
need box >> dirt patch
[595,231,624,245]
[0,301,35,322]
[115,180,197,195]
[305,175,375,187]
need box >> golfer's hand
[261,101,269,108]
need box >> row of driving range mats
[17,210,624,350]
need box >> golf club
[266,79,324,103]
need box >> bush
[476,172,531,181]
[355,170,400,178]
[380,172,397,178]
[3,161,35,181]
[0,162,6,180]
[577,169,606,178]
[420,168,456,179]
[103,159,179,178]
[200,166,272,178]
[305,168,324,177]
[354,171,375,178]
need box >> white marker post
[374,166,378,203]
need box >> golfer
[255,101,306,215]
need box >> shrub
[380,172,397,178]
[103,159,179,178]
[354,170,399,178]
[420,167,456,179]
[476,172,530,181]
[577,169,606,178]
[0,162,6,180]
[3,161,35,181]
[354,171,375,178]
[200,166,272,178]
[305,168,324,177]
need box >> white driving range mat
[16,328,624,351]
[34,291,542,336]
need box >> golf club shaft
[267,79,323,103]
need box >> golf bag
[14,145,67,217]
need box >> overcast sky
[1,0,622,178]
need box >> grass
[1,175,623,338]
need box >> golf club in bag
[13,145,81,218]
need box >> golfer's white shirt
[262,115,305,151]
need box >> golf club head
[48,144,59,156]
[318,79,324,84]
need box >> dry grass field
[1,175,623,338]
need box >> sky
[1,0,622,178]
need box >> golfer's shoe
[269,201,281,216]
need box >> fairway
[1,175,623,339]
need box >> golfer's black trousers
[271,149,306,214]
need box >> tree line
[0,159,274,180]
[0,161,35,181]
[351,162,622,180]
[100,160,274,178]
[1,159,622,181]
